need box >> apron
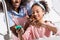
[9,7,28,40]
[12,15,27,27]
[10,7,28,27]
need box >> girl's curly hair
[29,1,49,26]
[32,1,49,13]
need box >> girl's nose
[34,12,37,16]
[15,0,19,2]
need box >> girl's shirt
[22,21,57,40]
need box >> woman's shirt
[8,6,27,27]
[22,21,57,40]
[7,6,28,40]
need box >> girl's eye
[36,10,39,13]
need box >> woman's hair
[0,2,3,12]
[5,0,28,10]
[31,1,49,13]
[8,0,28,6]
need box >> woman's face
[11,0,21,8]
[32,5,45,21]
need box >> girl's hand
[46,25,57,35]
[41,22,57,35]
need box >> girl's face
[11,0,21,8]
[32,5,45,21]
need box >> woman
[16,1,59,40]
[7,0,28,40]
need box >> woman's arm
[10,25,18,37]
[10,20,29,37]
[16,28,24,40]
[10,25,24,40]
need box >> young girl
[16,1,58,40]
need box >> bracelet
[15,25,22,30]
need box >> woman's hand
[16,28,24,35]
[10,25,18,37]
[16,28,24,40]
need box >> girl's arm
[44,21,57,35]
[46,25,57,35]
[42,21,57,35]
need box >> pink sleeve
[46,22,60,36]
[22,26,32,40]
[45,22,57,37]
[46,22,56,27]
[45,27,51,37]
